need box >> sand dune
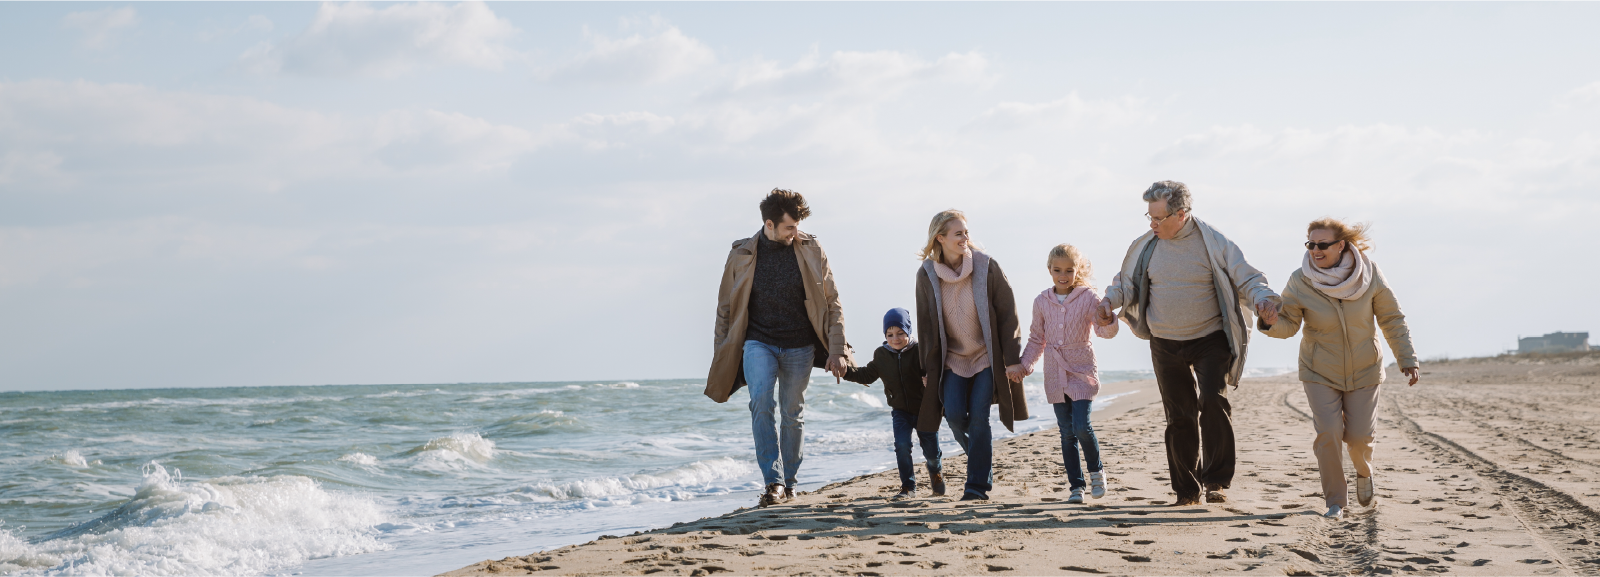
[447,352,1600,576]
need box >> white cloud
[547,17,715,84]
[239,2,518,78]
[1556,81,1600,110]
[967,92,1154,132]
[197,15,274,42]
[61,7,138,50]
[0,80,543,197]
[729,49,992,99]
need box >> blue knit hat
[883,308,913,336]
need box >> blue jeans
[1053,399,1102,489]
[743,340,814,488]
[892,409,942,489]
[942,367,995,498]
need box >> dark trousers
[891,409,942,489]
[1150,330,1235,499]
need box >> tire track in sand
[1389,395,1600,574]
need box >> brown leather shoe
[783,486,795,502]
[1204,484,1228,503]
[759,483,784,508]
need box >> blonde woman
[1019,244,1119,504]
[913,210,1026,501]
[1259,218,1419,519]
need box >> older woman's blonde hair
[917,209,969,262]
[1046,244,1095,288]
[1307,217,1373,253]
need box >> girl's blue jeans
[1053,399,1102,489]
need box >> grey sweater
[1146,218,1223,340]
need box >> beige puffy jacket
[1260,261,1418,391]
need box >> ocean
[0,368,1265,576]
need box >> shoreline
[444,357,1600,576]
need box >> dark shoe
[892,487,916,501]
[759,483,784,508]
[1204,484,1228,503]
[784,486,795,502]
[929,469,947,497]
[1171,495,1202,506]
[959,492,989,501]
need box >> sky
[1,2,1597,392]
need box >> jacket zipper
[1335,299,1351,389]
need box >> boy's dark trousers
[1150,330,1235,499]
[891,408,941,488]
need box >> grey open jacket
[913,250,1027,434]
[1102,216,1278,386]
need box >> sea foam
[514,457,756,503]
[1,463,388,576]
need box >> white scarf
[1301,248,1372,301]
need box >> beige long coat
[1260,262,1418,391]
[705,230,853,403]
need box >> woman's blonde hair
[1307,217,1373,253]
[1046,244,1095,288]
[917,209,969,262]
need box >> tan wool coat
[1260,261,1418,392]
[705,230,854,403]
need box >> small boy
[844,308,944,500]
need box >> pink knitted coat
[1020,287,1118,403]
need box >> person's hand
[1255,297,1282,326]
[826,354,846,384]
[1004,364,1027,383]
[1402,366,1420,386]
[1095,301,1118,327]
[922,376,927,386]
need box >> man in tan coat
[706,189,853,507]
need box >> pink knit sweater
[1020,287,1118,403]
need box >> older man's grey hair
[1142,180,1192,214]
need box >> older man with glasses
[1096,180,1281,507]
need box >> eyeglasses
[1304,240,1343,250]
[1144,211,1183,225]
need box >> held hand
[1402,367,1420,386]
[826,354,846,384]
[1095,301,1117,327]
[1255,297,1282,326]
[922,375,927,386]
[1004,364,1027,383]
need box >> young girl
[1020,244,1118,503]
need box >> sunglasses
[1304,240,1343,250]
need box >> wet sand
[446,352,1600,576]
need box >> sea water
[0,369,1282,576]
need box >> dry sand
[447,352,1600,576]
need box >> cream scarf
[1302,248,1372,301]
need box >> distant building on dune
[1517,332,1590,354]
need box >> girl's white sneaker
[1323,504,1344,519]
[1089,470,1107,499]
[1067,488,1084,504]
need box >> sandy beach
[447,352,1600,576]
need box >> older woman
[914,210,1027,501]
[1260,218,1419,519]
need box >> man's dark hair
[760,188,811,224]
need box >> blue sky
[2,2,1597,391]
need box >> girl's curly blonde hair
[1046,244,1094,288]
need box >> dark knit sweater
[746,233,817,349]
